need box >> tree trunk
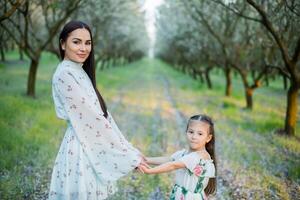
[199,72,204,83]
[192,68,197,80]
[224,67,232,96]
[26,57,40,97]
[19,47,24,60]
[0,47,5,61]
[265,73,269,86]
[251,70,256,81]
[284,83,298,136]
[245,87,253,109]
[205,68,212,89]
[283,75,288,90]
[239,69,253,109]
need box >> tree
[1,0,82,97]
[0,0,24,22]
[214,0,300,135]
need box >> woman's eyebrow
[72,38,91,42]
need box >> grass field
[0,51,299,199]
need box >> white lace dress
[48,60,141,200]
[170,149,215,200]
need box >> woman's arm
[145,156,172,165]
[140,161,185,174]
[53,69,141,181]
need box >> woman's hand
[135,153,150,173]
[139,153,150,167]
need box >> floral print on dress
[48,60,141,200]
[193,164,203,177]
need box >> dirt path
[105,63,236,199]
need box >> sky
[141,0,165,57]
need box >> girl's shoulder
[184,152,215,177]
[196,151,212,161]
[170,149,187,161]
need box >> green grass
[0,52,299,199]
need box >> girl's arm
[145,156,172,165]
[140,161,185,174]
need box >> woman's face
[186,120,212,151]
[61,28,92,63]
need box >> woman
[48,21,145,200]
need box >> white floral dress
[48,60,141,200]
[170,149,215,200]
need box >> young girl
[141,114,216,200]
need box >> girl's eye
[189,131,193,134]
[86,42,91,45]
[73,41,80,44]
[198,132,202,135]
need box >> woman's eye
[73,41,79,44]
[86,42,91,45]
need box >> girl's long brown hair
[187,114,217,196]
[58,20,108,118]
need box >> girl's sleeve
[178,152,199,172]
[53,69,141,183]
[179,153,216,177]
[204,162,216,178]
[170,149,186,161]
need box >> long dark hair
[187,114,217,196]
[58,20,108,118]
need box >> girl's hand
[136,164,145,173]
[139,165,152,174]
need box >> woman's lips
[77,54,87,58]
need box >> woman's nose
[80,44,87,51]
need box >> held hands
[135,153,151,174]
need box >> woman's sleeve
[107,111,141,154]
[53,69,141,183]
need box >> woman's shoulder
[53,62,81,80]
[53,66,71,82]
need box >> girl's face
[186,120,212,151]
[61,28,91,63]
